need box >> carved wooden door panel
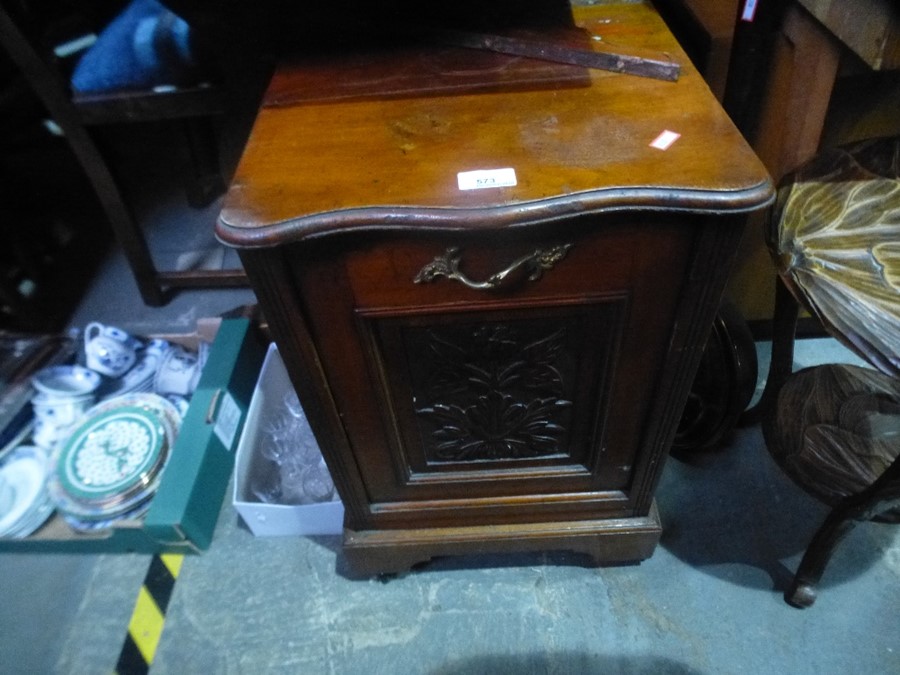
[288,216,696,529]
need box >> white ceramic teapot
[83,322,141,377]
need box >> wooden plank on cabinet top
[217,1,772,246]
[797,0,900,71]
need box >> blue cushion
[71,0,205,93]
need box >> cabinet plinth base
[341,503,662,577]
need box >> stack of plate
[48,394,181,531]
[0,446,54,538]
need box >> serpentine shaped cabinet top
[217,0,773,575]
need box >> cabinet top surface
[218,1,773,245]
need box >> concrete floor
[51,434,900,675]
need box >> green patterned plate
[55,405,166,504]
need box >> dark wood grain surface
[217,2,771,246]
[219,1,773,574]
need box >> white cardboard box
[233,344,344,536]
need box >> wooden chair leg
[182,117,226,208]
[741,276,799,425]
[787,508,858,607]
[81,145,168,306]
[0,7,167,307]
[787,457,900,608]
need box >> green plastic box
[0,318,264,554]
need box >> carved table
[217,1,773,575]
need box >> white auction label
[213,391,242,452]
[457,168,517,191]
[650,130,681,150]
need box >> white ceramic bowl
[32,365,102,399]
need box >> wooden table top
[217,1,773,247]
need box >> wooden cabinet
[217,1,773,575]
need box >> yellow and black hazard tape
[115,553,183,675]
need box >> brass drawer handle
[414,244,573,291]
